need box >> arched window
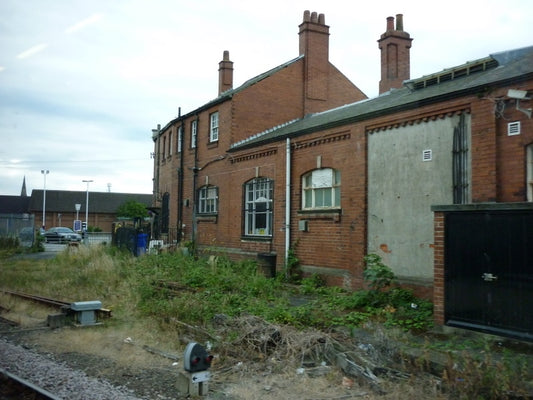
[198,185,218,214]
[302,168,341,209]
[244,177,273,236]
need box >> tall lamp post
[82,179,93,231]
[41,170,49,230]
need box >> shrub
[363,253,396,290]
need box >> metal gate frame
[440,204,533,342]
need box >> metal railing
[83,232,112,245]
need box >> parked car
[43,227,82,243]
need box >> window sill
[241,235,272,242]
[196,214,217,223]
[297,208,341,222]
[207,141,219,149]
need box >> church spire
[21,176,27,197]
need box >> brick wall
[433,211,445,325]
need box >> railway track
[1,289,71,308]
[0,289,112,318]
[0,368,61,400]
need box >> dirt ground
[0,303,453,400]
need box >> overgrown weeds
[441,348,530,399]
[132,252,433,333]
[1,246,531,398]
[1,247,433,333]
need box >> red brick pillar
[433,211,445,325]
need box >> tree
[116,200,149,219]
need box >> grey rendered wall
[367,114,471,283]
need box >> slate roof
[229,46,533,151]
[0,195,31,214]
[28,190,152,213]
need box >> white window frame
[210,112,219,142]
[198,185,218,214]
[244,178,273,236]
[191,120,197,149]
[169,131,173,156]
[302,168,341,209]
[177,126,183,153]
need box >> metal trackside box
[70,301,102,326]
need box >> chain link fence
[0,214,35,247]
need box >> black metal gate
[445,210,533,341]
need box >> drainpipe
[191,115,199,253]
[285,138,291,278]
[177,108,184,244]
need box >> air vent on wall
[422,149,432,161]
[508,121,521,136]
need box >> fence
[84,232,112,246]
[0,214,35,247]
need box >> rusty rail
[1,289,111,318]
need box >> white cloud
[16,43,49,59]
[65,13,103,34]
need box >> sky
[1,0,531,197]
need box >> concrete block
[177,370,209,396]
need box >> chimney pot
[311,11,318,23]
[396,14,403,31]
[386,16,394,31]
[303,10,310,22]
[318,13,325,25]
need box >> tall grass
[0,246,138,319]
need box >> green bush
[363,253,396,290]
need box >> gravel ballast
[0,337,143,400]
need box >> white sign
[190,371,210,383]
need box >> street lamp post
[82,180,93,232]
[41,170,49,230]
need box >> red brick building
[151,10,366,248]
[152,11,533,337]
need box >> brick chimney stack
[378,14,412,94]
[218,50,233,95]
[299,10,330,113]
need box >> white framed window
[302,168,341,209]
[177,126,183,153]
[198,185,218,214]
[191,120,197,149]
[210,112,219,142]
[244,177,273,236]
[168,131,173,156]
